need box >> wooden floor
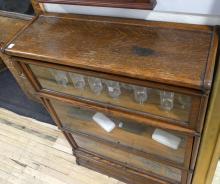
[0,107,219,184]
[0,108,124,184]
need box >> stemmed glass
[69,73,86,90]
[88,77,103,95]
[160,91,175,111]
[49,69,68,87]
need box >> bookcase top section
[5,14,218,91]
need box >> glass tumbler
[178,95,191,109]
[49,69,68,87]
[69,73,86,90]
[105,80,121,98]
[133,86,148,104]
[88,77,103,95]
[160,91,175,111]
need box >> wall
[43,1,220,25]
[154,0,220,15]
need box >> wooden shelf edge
[38,0,157,10]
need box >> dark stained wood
[0,55,38,101]
[4,14,218,91]
[0,11,38,101]
[38,0,157,10]
[0,11,32,47]
[36,89,198,136]
[24,61,204,129]
[203,28,219,90]
[12,56,206,96]
[2,12,218,184]
[31,0,44,15]
[74,138,190,184]
[47,97,195,170]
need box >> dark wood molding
[37,0,157,10]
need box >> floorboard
[0,108,124,184]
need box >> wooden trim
[1,15,37,53]
[38,89,198,136]
[75,145,190,184]
[0,12,35,52]
[206,132,220,183]
[190,137,201,170]
[61,125,193,170]
[31,0,44,14]
[76,149,170,184]
[14,57,205,96]
[42,98,78,149]
[37,0,157,10]
[0,54,38,101]
[203,27,219,90]
[41,12,214,33]
[20,62,42,92]
[192,34,220,184]
[17,59,207,132]
[195,95,210,133]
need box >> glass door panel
[72,133,183,183]
[29,64,193,124]
[50,99,191,165]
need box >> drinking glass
[69,73,86,90]
[178,95,191,109]
[105,80,121,98]
[132,85,148,104]
[160,91,175,111]
[88,77,103,95]
[49,69,68,87]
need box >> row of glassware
[50,69,189,111]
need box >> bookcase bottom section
[75,149,189,184]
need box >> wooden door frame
[31,0,45,14]
[192,28,220,184]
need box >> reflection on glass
[132,85,148,104]
[104,80,121,98]
[88,77,103,95]
[49,69,68,87]
[69,73,86,90]
[160,91,174,111]
[29,64,193,123]
[120,83,133,91]
[178,95,191,109]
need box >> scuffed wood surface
[5,14,216,90]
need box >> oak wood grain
[0,11,38,101]
[4,14,218,91]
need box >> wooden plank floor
[0,107,219,184]
[0,108,124,184]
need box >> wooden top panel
[0,11,32,48]
[4,14,218,91]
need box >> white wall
[155,0,220,15]
[43,0,220,25]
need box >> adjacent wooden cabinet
[2,13,219,184]
[0,10,38,101]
